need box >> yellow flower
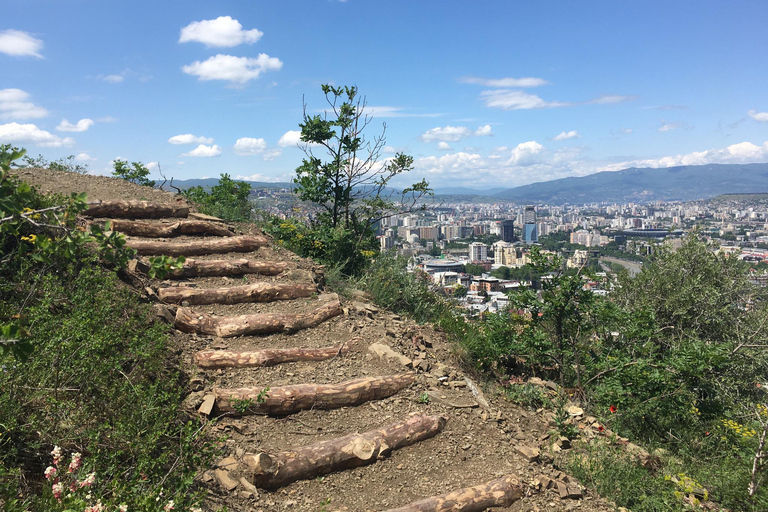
[20,234,37,243]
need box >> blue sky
[2,0,768,189]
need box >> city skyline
[2,1,768,188]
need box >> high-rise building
[500,219,515,243]
[523,206,538,244]
[469,242,488,262]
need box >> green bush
[112,159,155,187]
[182,173,253,222]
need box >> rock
[464,377,490,409]
[447,380,467,388]
[188,212,226,222]
[567,405,584,417]
[198,394,216,416]
[557,436,572,450]
[214,469,239,491]
[183,391,205,410]
[189,377,204,391]
[515,444,540,461]
[426,390,477,409]
[216,456,238,469]
[152,304,175,324]
[367,343,412,367]
[239,477,259,495]
[544,380,559,391]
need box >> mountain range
[171,163,768,205]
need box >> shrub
[182,173,253,222]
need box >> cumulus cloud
[181,144,222,157]
[553,130,579,141]
[749,110,768,122]
[168,134,214,145]
[102,74,124,83]
[421,125,472,142]
[474,124,493,136]
[278,130,319,148]
[145,161,159,170]
[262,148,282,161]
[0,29,43,58]
[479,89,569,110]
[508,141,545,166]
[182,54,282,84]
[56,118,94,132]
[611,141,768,170]
[417,152,484,176]
[459,76,548,87]
[437,142,451,151]
[0,122,74,147]
[179,16,263,47]
[75,152,95,162]
[233,137,267,155]
[235,173,287,182]
[0,89,48,119]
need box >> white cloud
[364,105,443,118]
[182,54,282,84]
[179,16,263,47]
[459,76,548,88]
[278,130,305,147]
[96,116,118,123]
[437,142,451,151]
[146,161,159,170]
[234,137,267,155]
[589,94,637,104]
[658,122,684,132]
[262,148,282,161]
[508,141,545,166]
[235,173,287,183]
[749,110,768,122]
[611,141,768,170]
[479,89,569,110]
[0,29,43,58]
[102,74,124,83]
[75,152,95,162]
[168,133,214,145]
[0,89,48,119]
[553,130,579,141]
[181,144,222,157]
[56,118,94,132]
[474,124,494,136]
[417,152,484,176]
[0,122,74,147]
[421,125,472,142]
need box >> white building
[469,242,488,262]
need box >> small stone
[198,394,216,416]
[214,469,239,491]
[461,444,471,451]
[515,444,540,461]
[216,456,238,469]
[567,405,584,417]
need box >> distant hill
[170,178,294,190]
[493,163,768,204]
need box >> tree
[293,85,431,241]
[112,160,154,187]
[182,173,253,222]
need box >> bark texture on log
[243,414,446,488]
[109,219,234,237]
[214,373,416,416]
[165,258,289,278]
[380,474,524,512]
[128,235,267,256]
[174,294,342,337]
[159,282,316,305]
[84,200,189,219]
[194,338,359,369]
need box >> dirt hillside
[15,168,622,512]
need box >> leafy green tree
[464,263,485,276]
[182,173,252,222]
[292,84,431,245]
[112,159,154,187]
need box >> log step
[128,235,268,256]
[243,414,446,488]
[214,373,416,416]
[174,294,342,337]
[194,338,359,369]
[84,200,189,219]
[380,474,524,512]
[159,282,316,306]
[109,219,234,237]
[161,258,289,278]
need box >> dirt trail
[20,169,619,512]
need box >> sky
[2,0,768,190]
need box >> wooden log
[174,294,342,337]
[380,474,524,512]
[214,373,416,416]
[159,282,316,305]
[83,200,189,219]
[128,235,267,256]
[163,258,288,278]
[194,338,359,369]
[243,414,446,488]
[109,219,234,237]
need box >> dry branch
[109,219,233,237]
[214,373,416,416]
[83,200,189,219]
[127,235,267,256]
[159,282,316,305]
[194,338,359,369]
[243,414,446,488]
[381,474,524,512]
[174,294,342,337]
